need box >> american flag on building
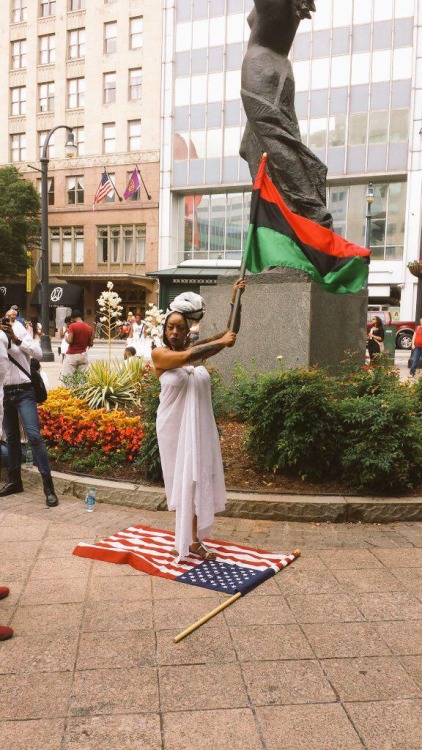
[73,524,299,595]
[93,170,114,209]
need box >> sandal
[189,542,217,560]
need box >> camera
[1,317,10,325]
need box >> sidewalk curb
[22,468,422,523]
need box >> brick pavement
[0,488,422,749]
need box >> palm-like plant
[73,360,138,410]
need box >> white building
[158,0,422,321]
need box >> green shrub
[246,368,339,481]
[72,360,138,410]
[134,366,162,482]
[230,362,263,420]
[60,370,88,390]
[207,365,231,420]
[333,351,401,399]
[338,390,422,492]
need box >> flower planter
[408,262,422,278]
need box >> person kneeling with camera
[0,314,58,507]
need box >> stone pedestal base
[199,269,368,382]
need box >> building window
[11,133,26,162]
[38,130,55,158]
[67,175,84,205]
[37,177,55,206]
[129,68,142,100]
[68,77,85,108]
[39,34,55,65]
[68,28,85,59]
[104,72,116,104]
[103,123,115,153]
[104,22,117,54]
[73,126,85,156]
[50,227,84,265]
[69,0,85,9]
[40,0,56,16]
[128,120,141,151]
[12,0,28,23]
[97,225,146,264]
[11,86,26,116]
[104,173,116,203]
[39,82,55,112]
[11,40,27,69]
[126,170,140,201]
[179,192,251,262]
[130,17,143,49]
[327,181,407,260]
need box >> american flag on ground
[73,524,299,595]
[93,170,114,209]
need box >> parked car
[366,311,415,349]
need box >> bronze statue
[240,0,333,228]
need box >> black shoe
[0,480,24,497]
[41,474,59,507]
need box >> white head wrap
[169,292,205,322]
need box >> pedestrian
[124,346,137,361]
[26,314,42,340]
[409,316,422,380]
[9,305,25,325]
[61,310,93,377]
[367,315,385,361]
[59,315,71,362]
[0,587,13,641]
[127,312,145,357]
[0,314,58,506]
[151,278,245,560]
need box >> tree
[0,167,41,278]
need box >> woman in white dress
[127,313,144,356]
[60,316,71,362]
[152,279,245,560]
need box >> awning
[31,283,83,308]
[147,266,240,284]
[0,283,26,311]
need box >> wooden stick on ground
[173,592,242,643]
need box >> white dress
[156,365,226,559]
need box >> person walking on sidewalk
[409,317,422,380]
[0,587,13,641]
[0,327,14,639]
[0,316,59,507]
[62,310,93,377]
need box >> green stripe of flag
[244,225,368,295]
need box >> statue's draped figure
[240,0,333,228]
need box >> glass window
[394,18,413,47]
[130,17,143,49]
[50,229,60,263]
[390,110,408,142]
[11,40,26,69]
[11,86,26,116]
[68,78,85,108]
[308,118,327,150]
[63,229,72,264]
[332,27,350,56]
[103,123,115,153]
[312,30,330,59]
[40,0,56,16]
[74,126,85,156]
[180,191,251,262]
[208,46,224,72]
[66,175,84,205]
[128,120,142,151]
[39,82,55,113]
[37,177,55,206]
[226,43,242,70]
[373,20,392,50]
[352,24,371,53]
[129,68,142,100]
[369,111,388,143]
[349,113,368,145]
[70,0,85,9]
[98,227,109,263]
[328,115,346,147]
[293,32,311,61]
[104,173,115,203]
[68,28,85,59]
[104,22,117,53]
[111,227,120,263]
[75,228,84,264]
[192,48,207,74]
[38,130,55,158]
[12,0,28,23]
[123,227,133,262]
[104,72,116,104]
[135,226,146,262]
[175,51,190,77]
[39,34,55,64]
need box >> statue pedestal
[200,270,368,382]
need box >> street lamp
[40,125,77,361]
[365,182,374,250]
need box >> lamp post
[40,125,77,361]
[365,182,374,250]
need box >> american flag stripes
[93,170,114,209]
[73,524,299,594]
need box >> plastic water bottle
[26,445,33,468]
[84,487,96,513]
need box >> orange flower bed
[39,388,143,461]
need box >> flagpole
[105,167,123,202]
[135,164,152,200]
[229,153,267,332]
